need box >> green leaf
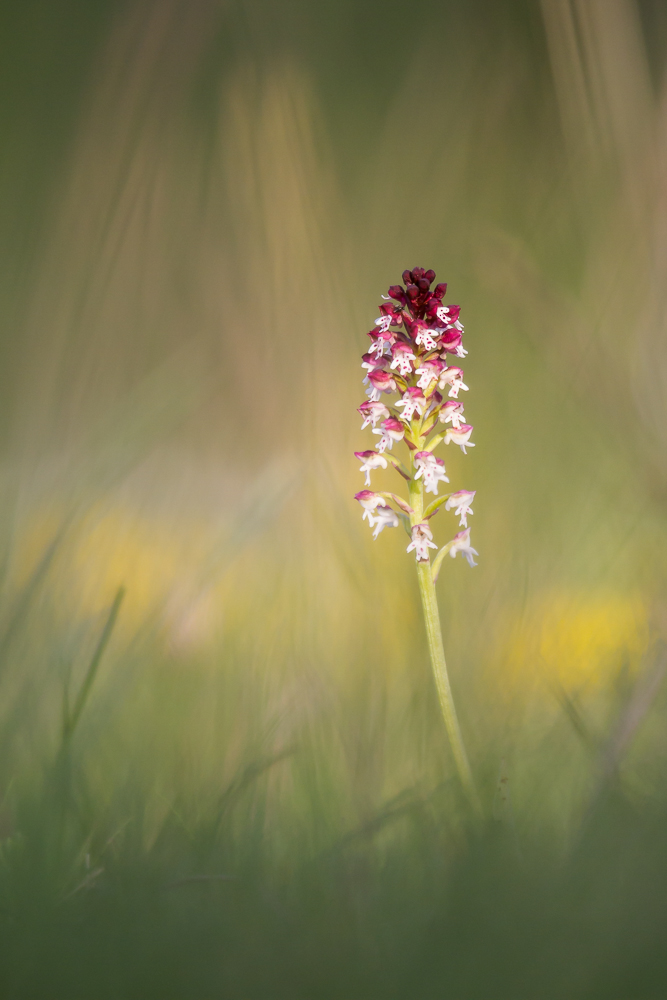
[423,494,452,519]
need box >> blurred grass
[0,0,666,996]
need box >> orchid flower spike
[353,267,480,809]
[354,266,478,570]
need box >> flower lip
[406,521,438,562]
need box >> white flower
[358,401,390,429]
[448,528,478,567]
[370,505,399,539]
[354,490,386,522]
[444,490,476,527]
[415,360,443,392]
[372,418,405,453]
[390,343,416,376]
[443,424,475,454]
[438,367,469,398]
[439,400,465,428]
[374,315,393,333]
[395,388,426,422]
[406,522,438,562]
[354,450,388,486]
[414,326,439,351]
[413,451,449,495]
[368,337,387,357]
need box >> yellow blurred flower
[506,593,650,693]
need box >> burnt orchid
[353,267,480,810]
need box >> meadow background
[0,0,667,996]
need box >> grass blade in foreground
[354,267,480,812]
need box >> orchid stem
[409,478,481,814]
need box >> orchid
[439,400,465,428]
[444,490,476,527]
[447,528,479,567]
[352,267,481,812]
[395,386,427,421]
[414,451,449,494]
[354,450,388,486]
[438,367,469,398]
[354,489,387,522]
[358,400,390,429]
[373,417,405,453]
[371,504,400,539]
[443,423,475,454]
[390,341,417,376]
[406,522,438,562]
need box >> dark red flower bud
[411,267,425,281]
[425,269,436,284]
[387,285,405,301]
[406,284,419,300]
[402,270,412,285]
[433,282,448,299]
[418,278,430,291]
[425,298,440,317]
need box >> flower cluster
[354,267,478,569]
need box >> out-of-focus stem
[408,477,481,814]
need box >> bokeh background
[1,0,667,996]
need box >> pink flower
[444,490,476,527]
[365,370,397,401]
[414,451,449,495]
[415,358,445,392]
[438,367,469,398]
[395,387,427,421]
[358,400,390,429]
[354,450,388,486]
[439,400,465,428]
[390,341,416,376]
[447,527,478,567]
[444,424,475,454]
[370,504,399,539]
[361,352,387,375]
[439,328,467,358]
[407,522,438,562]
[373,417,405,453]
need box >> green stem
[408,478,481,814]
